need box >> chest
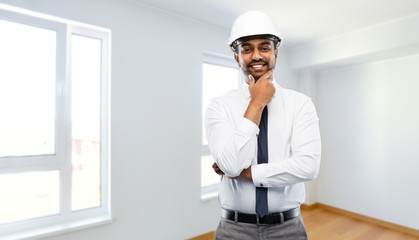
[228,96,295,151]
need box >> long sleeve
[252,98,321,188]
[207,83,320,213]
[205,97,259,177]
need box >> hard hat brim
[230,34,282,52]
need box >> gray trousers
[215,215,308,240]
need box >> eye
[241,48,251,53]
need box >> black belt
[221,207,300,225]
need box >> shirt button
[260,183,263,187]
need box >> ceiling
[133,0,419,48]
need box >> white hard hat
[228,10,283,51]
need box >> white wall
[0,0,227,239]
[0,0,299,239]
[275,49,298,90]
[297,71,319,205]
[7,0,418,237]
[288,10,419,231]
[316,55,419,230]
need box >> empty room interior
[0,0,419,239]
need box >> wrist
[244,100,265,126]
[248,99,266,112]
[239,166,252,181]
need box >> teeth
[253,65,263,68]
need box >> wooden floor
[301,207,419,240]
[190,207,419,240]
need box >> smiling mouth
[250,63,266,70]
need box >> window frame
[200,51,240,200]
[0,4,111,239]
[0,8,67,168]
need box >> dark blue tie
[256,106,268,218]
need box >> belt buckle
[279,212,284,224]
[256,214,260,225]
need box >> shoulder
[276,86,318,117]
[277,86,312,103]
[208,88,244,107]
[218,87,245,100]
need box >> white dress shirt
[205,80,321,214]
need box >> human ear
[234,53,240,67]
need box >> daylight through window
[0,6,110,239]
[201,53,240,199]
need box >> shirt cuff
[251,164,268,188]
[240,117,260,139]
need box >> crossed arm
[210,70,275,182]
[212,162,252,181]
[206,71,321,187]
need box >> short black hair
[230,34,281,52]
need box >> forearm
[252,100,321,187]
[214,163,253,181]
[244,71,275,126]
[243,99,264,126]
[211,120,257,177]
[206,100,259,177]
[207,71,275,177]
[252,152,321,187]
[238,166,253,181]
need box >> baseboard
[307,202,419,237]
[187,231,215,240]
[301,202,318,210]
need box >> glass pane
[201,155,220,187]
[0,19,56,157]
[0,171,60,224]
[201,62,238,187]
[71,35,101,211]
[202,63,239,145]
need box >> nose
[252,48,262,61]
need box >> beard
[245,60,273,82]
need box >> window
[201,52,240,200]
[0,5,110,239]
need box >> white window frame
[0,4,111,239]
[201,51,241,200]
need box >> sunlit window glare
[71,35,102,211]
[0,171,59,224]
[0,19,105,224]
[0,19,56,157]
[201,62,239,188]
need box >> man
[205,11,321,239]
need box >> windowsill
[4,215,114,240]
[200,184,219,202]
[201,191,218,202]
[201,190,218,202]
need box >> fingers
[261,70,273,81]
[249,70,274,86]
[211,162,243,180]
[212,162,224,175]
[246,70,276,111]
[248,74,255,87]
